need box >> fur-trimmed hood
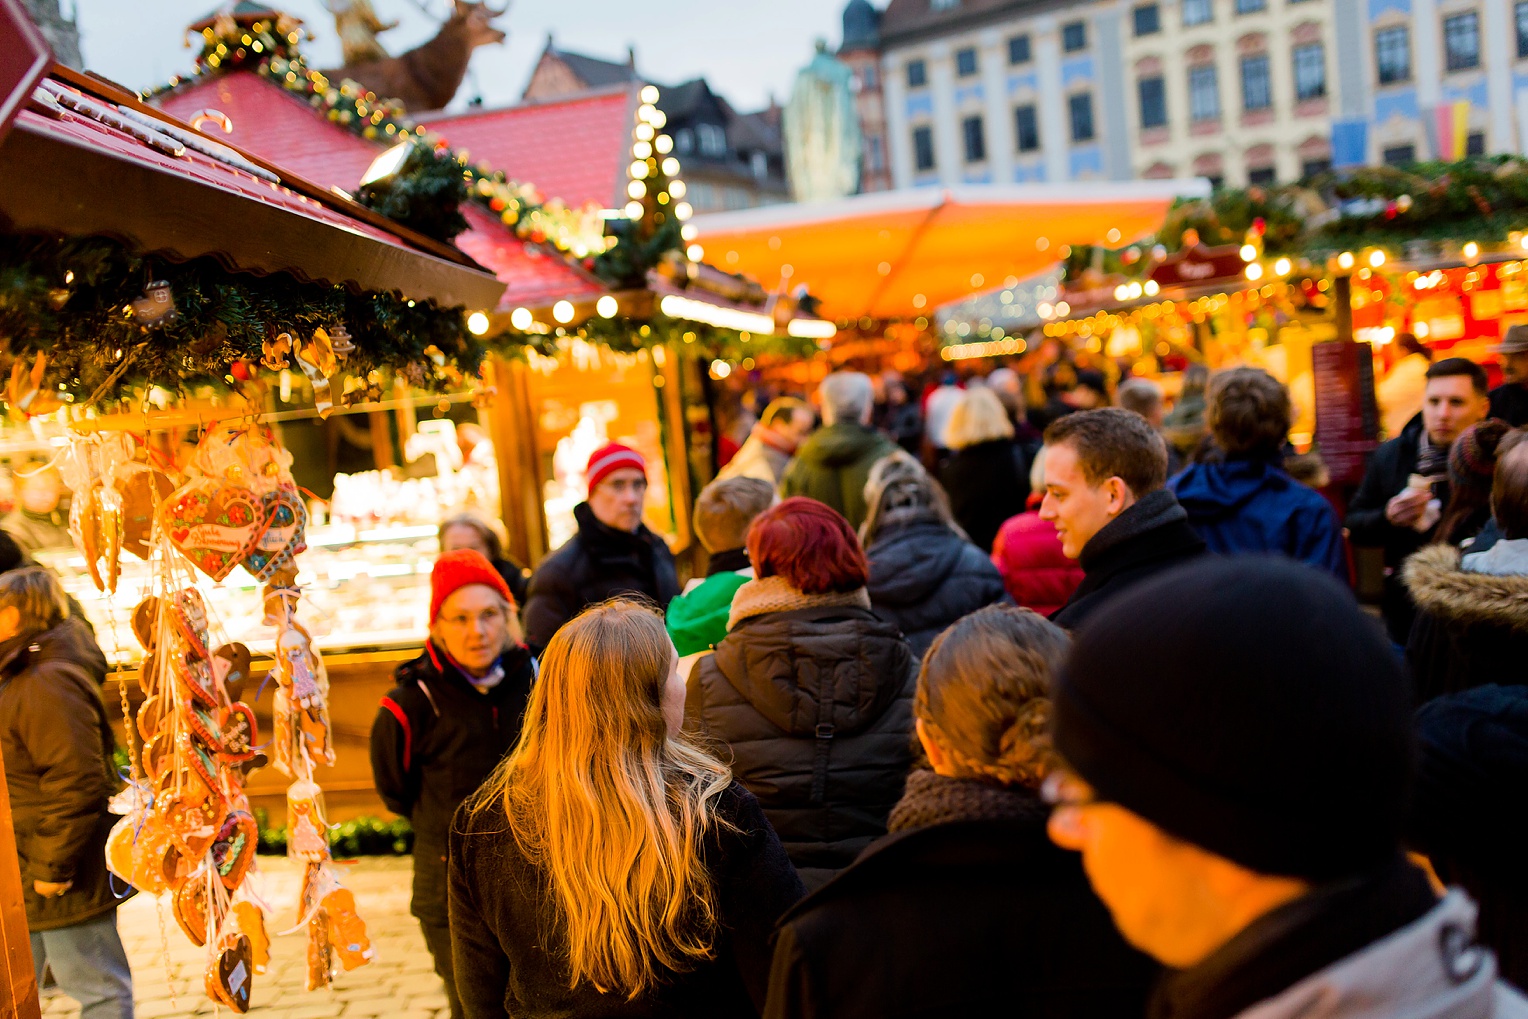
[1403,544,1528,633]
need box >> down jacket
[865,517,1008,659]
[685,578,917,889]
[1403,544,1528,704]
[0,621,127,931]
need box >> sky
[71,0,847,113]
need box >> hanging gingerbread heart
[183,702,225,754]
[115,464,175,560]
[141,732,169,779]
[159,479,265,581]
[136,694,166,743]
[174,878,209,947]
[218,703,257,764]
[176,656,219,711]
[129,824,182,896]
[206,933,253,1013]
[131,596,160,653]
[211,810,258,890]
[212,643,252,702]
[244,489,307,582]
[160,791,220,860]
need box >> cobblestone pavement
[40,857,450,1019]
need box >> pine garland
[354,141,469,243]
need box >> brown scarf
[727,575,872,631]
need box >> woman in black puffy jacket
[862,452,1008,659]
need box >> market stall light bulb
[674,202,693,221]
[681,224,698,241]
[510,307,533,330]
[1144,280,1160,296]
[650,110,667,128]
[710,359,731,379]
[1239,244,1257,263]
[655,134,673,154]
[635,123,655,142]
[1368,250,1386,268]
[1245,263,1264,281]
[1114,284,1130,301]
[1463,241,1480,260]
[687,244,705,262]
[662,157,680,176]
[553,301,575,324]
[632,141,652,160]
[627,179,647,199]
[1128,281,1143,299]
[1273,257,1292,276]
[625,201,644,219]
[1415,321,1430,338]
[630,160,650,179]
[596,295,618,318]
[640,84,660,104]
[1337,251,1355,270]
[637,103,657,123]
[467,312,489,335]
[1520,235,1528,253]
[669,179,687,199]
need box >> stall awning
[1,71,506,310]
[694,181,1211,322]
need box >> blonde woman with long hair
[449,600,803,1017]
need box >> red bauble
[230,360,251,381]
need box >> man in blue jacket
[1169,367,1346,579]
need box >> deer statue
[328,0,507,113]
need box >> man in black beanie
[1047,556,1527,1019]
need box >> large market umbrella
[693,181,1210,322]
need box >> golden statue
[325,0,398,66]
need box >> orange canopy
[693,181,1209,322]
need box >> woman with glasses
[450,600,804,1018]
[765,605,1154,1019]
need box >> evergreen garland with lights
[354,140,469,243]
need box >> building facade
[840,0,896,191]
[856,0,1528,189]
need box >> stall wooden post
[0,751,42,1019]
[484,355,549,567]
[655,345,694,554]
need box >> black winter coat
[686,599,917,889]
[865,517,1008,659]
[448,781,805,1018]
[370,641,536,923]
[1347,416,1439,642]
[938,439,1030,553]
[765,772,1157,1019]
[1403,544,1528,704]
[1050,490,1207,631]
[0,622,127,930]
[521,502,680,653]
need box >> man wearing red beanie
[521,442,680,652]
[369,548,536,1019]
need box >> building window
[1383,144,1416,166]
[867,135,885,172]
[1183,0,1213,27]
[907,59,928,88]
[1189,65,1220,121]
[931,0,959,10]
[1139,76,1168,128]
[1069,93,1095,141]
[1009,34,1032,64]
[1241,54,1272,110]
[1467,131,1486,156]
[1518,2,1528,58]
[1062,21,1088,52]
[1375,26,1411,84]
[675,128,693,154]
[1134,4,1161,36]
[1206,175,1225,190]
[750,151,768,178]
[1236,0,1266,12]
[1301,158,1332,178]
[863,64,879,89]
[1444,12,1480,71]
[913,125,936,171]
[962,115,987,162]
[1248,167,1277,185]
[697,122,727,157]
[1014,105,1040,151]
[955,47,978,77]
[1293,43,1326,100]
[690,181,716,209]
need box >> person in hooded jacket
[861,452,1006,660]
[938,387,1031,553]
[991,447,1085,616]
[780,372,899,530]
[685,498,916,890]
[1404,432,1528,703]
[1169,367,1347,579]
[371,549,537,1019]
[1411,684,1528,991]
[764,605,1156,1019]
[522,443,680,653]
[666,476,775,660]
[0,567,133,1019]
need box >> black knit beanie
[1054,556,1414,881]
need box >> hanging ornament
[132,280,180,329]
[5,354,60,421]
[262,333,293,372]
[326,324,355,361]
[295,332,337,418]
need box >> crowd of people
[355,329,1528,1019]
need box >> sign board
[1312,340,1380,487]
[1149,243,1247,290]
[0,0,51,146]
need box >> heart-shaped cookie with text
[212,810,258,891]
[244,488,307,582]
[219,702,257,763]
[207,933,253,1012]
[159,479,264,581]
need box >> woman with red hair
[685,497,917,890]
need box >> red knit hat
[586,442,646,494]
[430,548,513,622]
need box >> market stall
[0,46,506,1010]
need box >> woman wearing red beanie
[521,442,680,653]
[684,497,917,890]
[370,548,537,1019]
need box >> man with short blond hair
[718,396,815,485]
[1040,408,1204,629]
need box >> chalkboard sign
[1313,340,1380,486]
